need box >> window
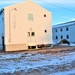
[45,30,47,33]
[44,14,46,17]
[66,27,68,31]
[66,35,69,39]
[60,28,62,32]
[55,29,57,32]
[28,14,33,21]
[28,32,30,36]
[61,35,63,39]
[31,32,35,36]
[28,32,35,36]
[56,36,58,40]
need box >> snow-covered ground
[53,40,75,46]
[0,50,75,75]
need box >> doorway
[27,28,36,49]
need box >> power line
[41,0,75,13]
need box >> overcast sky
[0,0,75,25]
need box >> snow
[0,51,75,74]
[70,43,75,46]
[53,40,75,46]
[60,44,69,46]
[50,69,75,75]
[60,43,75,46]
[0,53,23,59]
[53,40,60,45]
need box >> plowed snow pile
[0,50,75,75]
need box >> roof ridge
[53,21,75,28]
[53,21,75,26]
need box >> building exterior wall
[4,1,52,51]
[53,22,75,43]
[0,11,4,50]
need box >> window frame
[61,35,63,39]
[56,36,58,40]
[28,32,30,36]
[45,30,47,33]
[55,29,57,32]
[44,14,46,17]
[60,28,62,32]
[66,27,69,31]
[66,35,69,39]
[31,32,35,36]
[28,14,33,21]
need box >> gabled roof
[52,21,75,28]
[2,0,51,14]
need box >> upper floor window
[28,14,33,21]
[45,30,47,33]
[44,14,46,17]
[55,29,57,32]
[31,32,35,36]
[66,27,68,31]
[60,28,62,32]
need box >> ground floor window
[28,32,30,36]
[56,36,58,40]
[31,32,35,36]
[66,35,69,39]
[28,32,35,36]
[61,35,63,39]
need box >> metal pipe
[9,8,17,42]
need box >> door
[27,28,36,47]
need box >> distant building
[52,21,75,43]
[0,0,52,51]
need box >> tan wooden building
[0,0,52,51]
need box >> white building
[52,21,75,43]
[0,0,52,51]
